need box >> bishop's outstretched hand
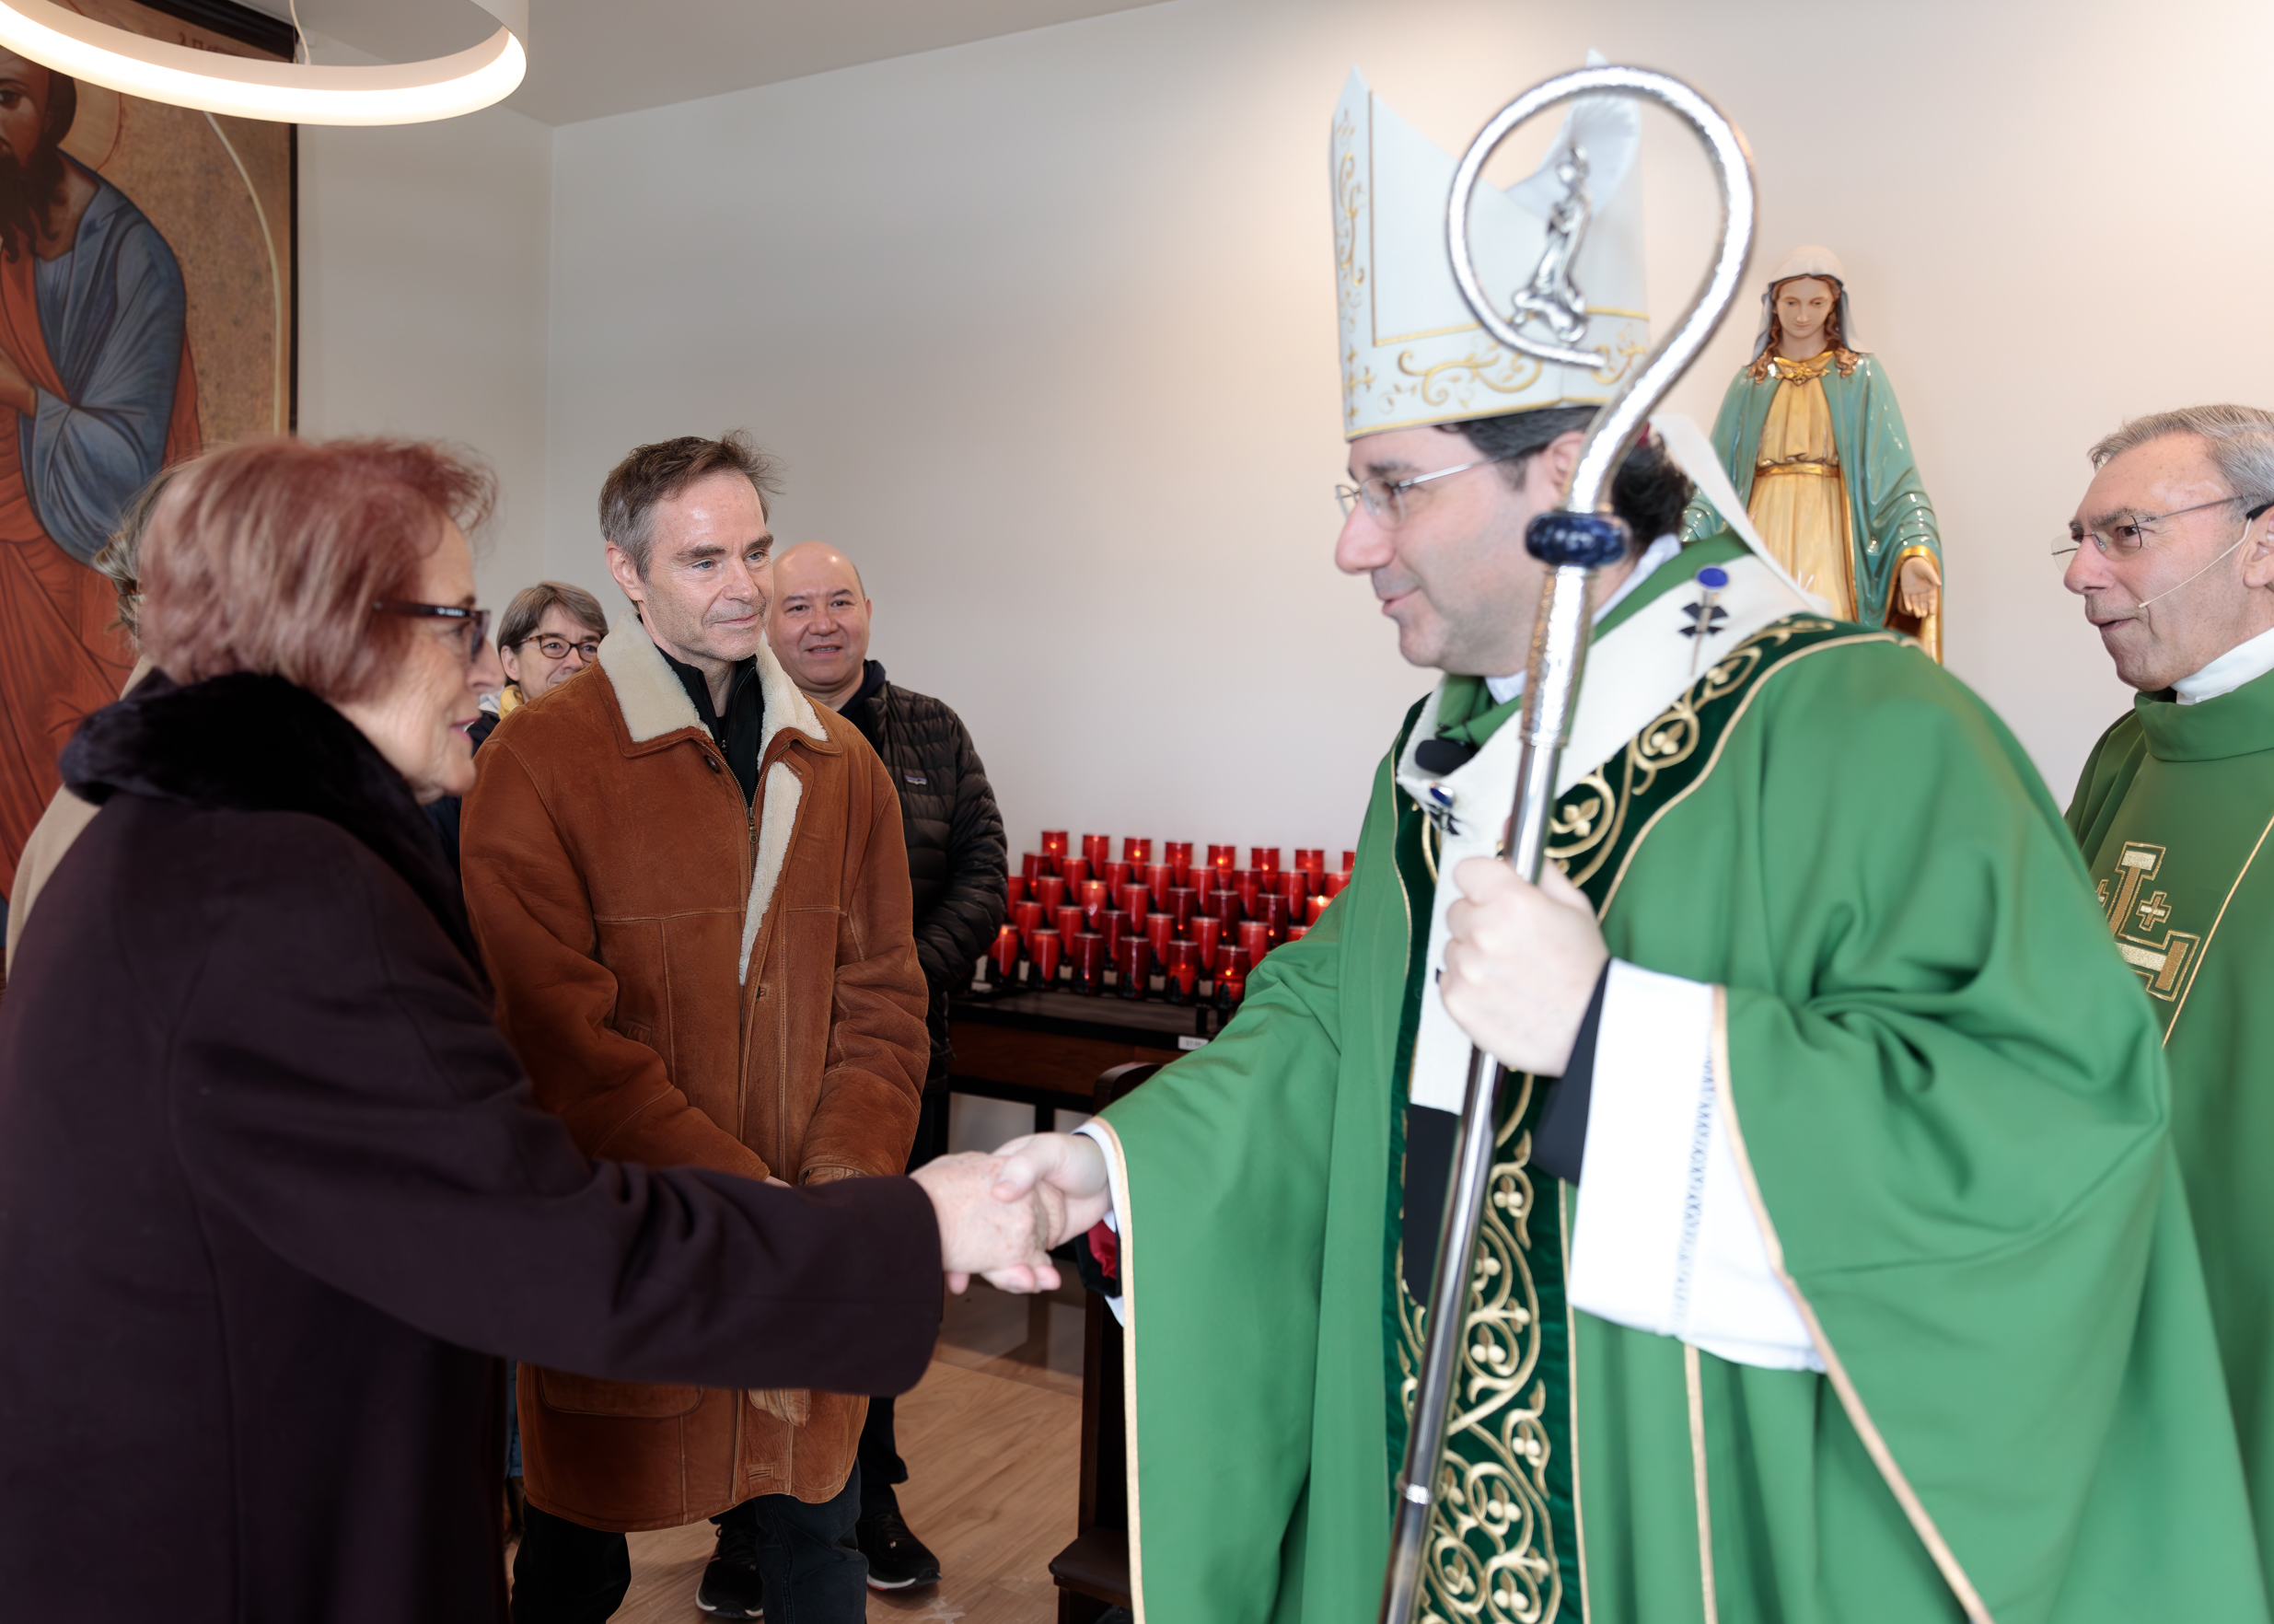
[987,1131,1112,1290]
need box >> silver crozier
[1378,64,1757,1624]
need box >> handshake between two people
[910,1134,1114,1294]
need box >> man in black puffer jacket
[769,542,1008,1592]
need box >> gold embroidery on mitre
[1398,1080,1562,1624]
[2096,841,2204,1003]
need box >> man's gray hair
[2090,405,2274,506]
[598,431,783,575]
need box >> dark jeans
[857,1082,948,1520]
[511,1467,866,1624]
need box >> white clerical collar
[2175,623,2274,705]
[1484,532,1684,704]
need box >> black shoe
[856,1509,942,1589]
[696,1516,765,1619]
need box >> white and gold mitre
[1332,64,1649,440]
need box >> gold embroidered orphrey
[1547,617,1846,890]
[1397,1076,1561,1624]
[2097,841,2204,1003]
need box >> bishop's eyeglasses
[1336,454,1515,528]
[2054,494,2274,560]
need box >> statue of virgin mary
[1682,246,1944,658]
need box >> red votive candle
[1251,847,1282,875]
[1208,843,1236,876]
[1069,931,1105,995]
[1282,870,1313,907]
[1287,924,1310,944]
[1237,920,1270,962]
[1115,936,1153,1000]
[1022,852,1042,882]
[1041,829,1069,865]
[1082,833,1111,866]
[1233,871,1264,917]
[1189,914,1224,967]
[1164,940,1200,1004]
[1102,909,1131,958]
[1036,875,1067,915]
[1102,861,1133,898]
[1215,945,1251,1008]
[1307,893,1329,925]
[1323,870,1352,899]
[1341,850,1357,872]
[1123,837,1153,864]
[1259,894,1290,945]
[1143,863,1173,899]
[1166,841,1194,878]
[1030,928,1063,988]
[1144,911,1175,962]
[1013,899,1043,949]
[1120,884,1150,922]
[1197,888,1234,922]
[1080,880,1110,932]
[1006,875,1028,908]
[1295,848,1326,876]
[1166,887,1199,932]
[1054,904,1085,949]
[989,922,1020,984]
[1060,856,1091,892]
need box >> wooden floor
[606,1281,1087,1624]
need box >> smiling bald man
[767,540,1007,1590]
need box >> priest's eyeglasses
[523,633,601,661]
[2055,495,2273,559]
[1336,454,1514,527]
[375,599,492,663]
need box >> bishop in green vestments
[988,81,2268,1624]
[2061,404,2274,1578]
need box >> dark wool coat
[0,672,943,1624]
[841,662,1008,1078]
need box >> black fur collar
[61,670,482,973]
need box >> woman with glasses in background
[428,579,609,868]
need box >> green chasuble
[1676,355,1940,630]
[2068,666,2274,1572]
[1090,536,2266,1624]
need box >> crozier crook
[1379,64,1756,1624]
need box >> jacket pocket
[534,1367,702,1419]
[593,914,674,1073]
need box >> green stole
[1384,613,1861,1622]
[2068,665,2274,1568]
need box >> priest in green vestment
[987,75,2268,1624]
[2061,402,2274,1578]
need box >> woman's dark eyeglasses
[523,633,601,661]
[374,599,492,663]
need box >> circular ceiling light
[0,0,527,126]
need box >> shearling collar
[59,670,481,972]
[593,617,832,983]
[596,615,830,760]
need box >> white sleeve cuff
[1565,960,1821,1373]
[1071,1121,1126,1325]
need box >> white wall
[527,0,2274,857]
[296,94,552,616]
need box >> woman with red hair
[0,437,1055,1624]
